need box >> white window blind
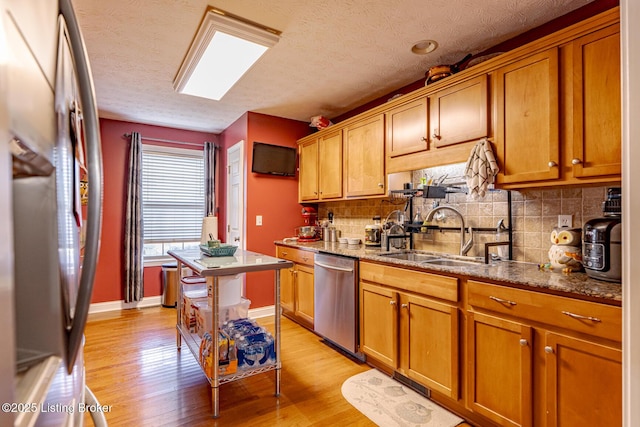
[141,145,204,245]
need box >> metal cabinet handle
[432,133,441,140]
[489,295,517,306]
[548,161,558,167]
[519,339,528,347]
[401,303,408,309]
[282,251,288,256]
[571,158,582,165]
[421,136,428,142]
[377,183,384,188]
[545,346,554,354]
[390,300,397,306]
[561,311,601,322]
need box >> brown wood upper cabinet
[385,97,428,158]
[568,24,621,179]
[298,130,343,202]
[430,74,489,148]
[495,23,621,188]
[494,47,561,184]
[344,114,386,197]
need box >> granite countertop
[274,240,622,305]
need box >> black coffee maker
[582,188,622,282]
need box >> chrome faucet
[425,206,474,256]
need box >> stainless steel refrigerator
[1,0,104,425]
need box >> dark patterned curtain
[124,132,143,303]
[204,141,217,216]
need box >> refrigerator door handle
[60,0,103,373]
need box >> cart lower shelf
[176,324,280,385]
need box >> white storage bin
[207,273,243,306]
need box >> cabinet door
[279,266,295,315]
[344,115,386,197]
[295,264,314,328]
[360,282,398,369]
[467,312,533,427]
[402,293,459,399]
[570,25,621,178]
[430,74,488,147]
[318,130,343,199]
[385,98,428,157]
[544,332,621,427]
[298,139,319,201]
[495,48,560,184]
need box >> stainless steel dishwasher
[314,253,363,359]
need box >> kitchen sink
[378,252,441,262]
[421,258,481,267]
[379,251,484,267]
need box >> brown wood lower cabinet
[467,312,533,427]
[359,262,459,399]
[277,246,314,329]
[544,332,622,427]
[466,280,622,427]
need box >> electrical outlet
[558,214,573,228]
[256,215,262,226]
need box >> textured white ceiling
[72,0,593,133]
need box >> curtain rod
[122,133,218,149]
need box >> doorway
[226,141,244,250]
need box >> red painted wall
[92,118,217,303]
[218,112,310,307]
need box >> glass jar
[364,216,382,246]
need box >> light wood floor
[82,307,375,426]
[82,307,473,426]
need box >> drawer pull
[545,346,554,354]
[519,339,528,347]
[561,311,601,323]
[401,303,408,309]
[489,295,517,306]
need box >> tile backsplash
[317,164,611,264]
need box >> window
[141,144,204,262]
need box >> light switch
[256,215,263,226]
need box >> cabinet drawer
[360,261,458,302]
[276,246,315,266]
[467,280,621,342]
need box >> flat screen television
[251,142,297,176]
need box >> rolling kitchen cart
[168,249,293,418]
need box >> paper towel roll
[200,215,218,244]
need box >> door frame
[226,140,245,250]
[621,1,640,426]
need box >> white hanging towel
[464,138,499,199]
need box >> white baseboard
[248,305,275,319]
[88,296,162,314]
[89,298,275,319]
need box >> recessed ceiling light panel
[173,7,281,101]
